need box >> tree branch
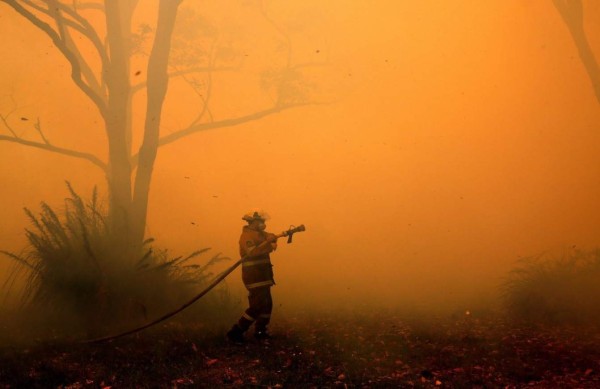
[553,0,583,26]
[0,134,107,171]
[48,0,105,100]
[33,117,50,144]
[130,65,237,94]
[21,0,109,91]
[175,64,214,126]
[178,40,218,127]
[552,0,600,103]
[130,102,319,167]
[0,119,19,138]
[1,0,108,119]
[0,112,106,170]
[0,112,19,138]
[22,0,86,32]
[51,1,110,67]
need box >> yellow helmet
[242,210,269,222]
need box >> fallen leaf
[206,358,218,367]
[172,378,194,385]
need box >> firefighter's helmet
[242,210,269,223]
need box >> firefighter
[227,211,279,343]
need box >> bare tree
[553,0,600,103]
[0,0,324,258]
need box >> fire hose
[84,224,306,343]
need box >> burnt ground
[0,310,599,388]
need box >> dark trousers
[237,286,272,332]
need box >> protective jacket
[239,226,277,289]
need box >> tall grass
[501,249,600,325]
[1,183,239,338]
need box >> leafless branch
[33,117,50,144]
[132,1,332,168]
[1,0,109,119]
[53,1,109,65]
[0,96,20,137]
[130,102,325,167]
[21,0,109,70]
[175,64,214,126]
[0,134,107,171]
[0,113,106,170]
[22,0,85,31]
[0,114,19,138]
[130,65,237,94]
[48,0,105,99]
[180,40,219,127]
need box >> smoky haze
[1,0,599,317]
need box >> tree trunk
[131,0,182,250]
[553,0,600,104]
[105,0,134,255]
[567,24,600,103]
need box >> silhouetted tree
[0,0,323,258]
[553,0,600,103]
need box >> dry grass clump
[1,183,238,338]
[502,249,600,325]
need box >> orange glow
[1,1,599,312]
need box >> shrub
[1,183,239,338]
[501,249,600,325]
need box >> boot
[226,324,245,345]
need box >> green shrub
[501,249,600,325]
[1,183,239,338]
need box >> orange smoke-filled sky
[1,0,599,310]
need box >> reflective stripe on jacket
[239,226,276,289]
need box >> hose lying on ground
[83,224,305,344]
